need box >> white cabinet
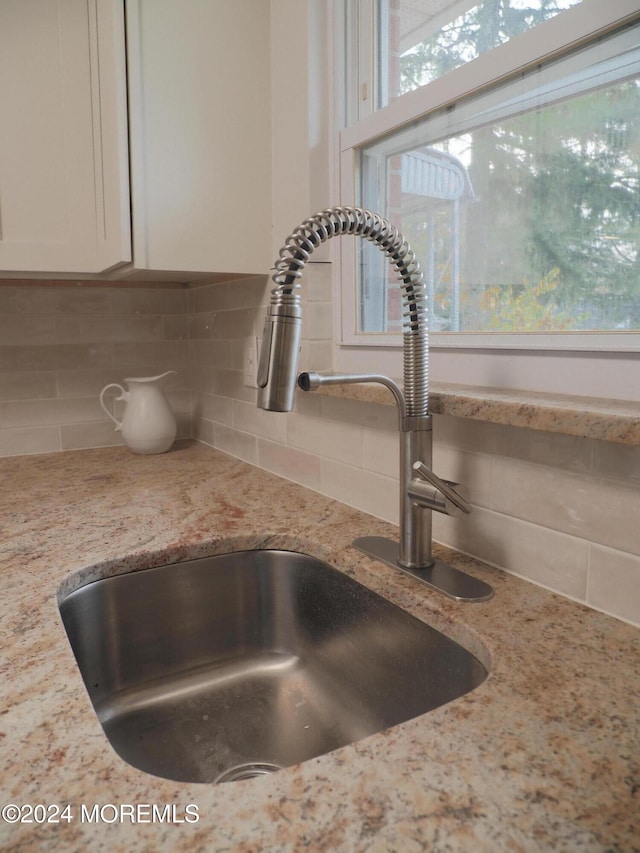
[0,0,131,275]
[0,0,272,280]
[124,0,272,278]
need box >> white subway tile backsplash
[0,425,60,457]
[0,282,191,460]
[293,392,323,418]
[588,545,640,625]
[56,369,120,399]
[1,396,105,428]
[435,507,590,600]
[55,344,113,371]
[225,276,270,309]
[494,421,595,473]
[320,395,397,430]
[493,456,640,555]
[433,445,493,510]
[190,276,268,314]
[257,438,322,490]
[165,388,193,415]
[210,369,253,401]
[188,312,215,339]
[227,340,245,372]
[319,458,398,524]
[233,399,287,444]
[190,366,216,397]
[307,340,333,372]
[60,420,123,451]
[112,341,191,369]
[306,262,333,302]
[593,440,640,486]
[189,339,231,367]
[304,302,333,341]
[164,314,189,340]
[211,308,256,340]
[297,341,311,374]
[362,424,398,479]
[175,412,192,440]
[287,409,364,466]
[194,392,234,426]
[214,423,258,465]
[0,288,18,313]
[433,414,498,455]
[0,315,56,346]
[189,282,230,314]
[55,315,164,345]
[0,371,56,401]
[15,285,112,315]
[193,416,215,448]
[110,287,187,316]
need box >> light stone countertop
[1,442,639,852]
[316,381,640,446]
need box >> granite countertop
[1,442,639,851]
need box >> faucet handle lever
[412,461,472,515]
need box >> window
[336,0,640,399]
[376,0,583,108]
[359,27,640,337]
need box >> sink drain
[215,762,282,784]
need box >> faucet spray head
[256,294,302,412]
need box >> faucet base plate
[353,536,494,602]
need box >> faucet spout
[298,372,407,424]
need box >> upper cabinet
[0,0,131,275]
[124,0,272,279]
[0,0,272,280]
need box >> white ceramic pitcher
[99,371,177,454]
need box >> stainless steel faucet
[257,206,492,601]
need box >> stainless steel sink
[59,550,488,784]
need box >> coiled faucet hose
[270,206,429,416]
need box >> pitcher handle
[99,383,127,430]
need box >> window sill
[311,380,640,446]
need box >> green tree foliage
[480,268,582,330]
[397,1,640,331]
[399,0,579,94]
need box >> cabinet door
[126,0,272,276]
[0,0,131,274]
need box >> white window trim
[332,0,640,401]
[340,0,640,153]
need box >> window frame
[333,0,640,400]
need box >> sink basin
[59,549,487,783]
